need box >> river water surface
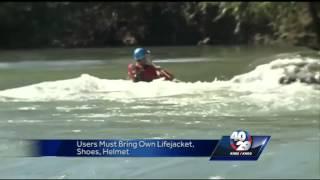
[0,46,319,179]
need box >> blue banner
[35,139,218,157]
[31,130,271,161]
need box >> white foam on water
[131,105,152,109]
[6,120,43,124]
[71,130,81,133]
[55,105,96,112]
[139,120,151,123]
[77,114,112,118]
[209,176,224,179]
[17,106,38,111]
[0,57,319,113]
[230,57,320,89]
[0,74,228,101]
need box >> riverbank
[0,2,319,50]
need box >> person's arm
[150,62,174,81]
[159,69,174,80]
[133,71,142,82]
[133,64,144,82]
[153,65,174,80]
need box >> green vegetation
[0,2,319,49]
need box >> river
[0,45,319,179]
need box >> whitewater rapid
[0,52,319,179]
[0,57,319,107]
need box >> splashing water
[0,53,319,179]
[0,57,318,114]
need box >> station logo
[230,130,252,151]
[210,130,270,160]
[229,130,253,156]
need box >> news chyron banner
[32,130,270,161]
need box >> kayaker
[127,48,174,82]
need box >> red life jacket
[127,63,174,82]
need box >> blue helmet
[133,48,150,61]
